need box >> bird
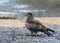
[25,13,55,36]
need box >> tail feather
[44,31,53,36]
[47,28,55,33]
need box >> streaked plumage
[25,13,55,36]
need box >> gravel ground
[0,25,60,43]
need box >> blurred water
[0,0,60,17]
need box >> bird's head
[25,13,34,22]
[25,13,33,17]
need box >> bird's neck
[26,16,34,22]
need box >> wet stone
[0,26,60,43]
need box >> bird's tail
[46,28,55,33]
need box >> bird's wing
[26,20,42,29]
[31,20,46,29]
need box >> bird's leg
[30,31,37,36]
[33,31,37,35]
[35,32,37,34]
[30,31,34,35]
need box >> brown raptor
[25,13,55,36]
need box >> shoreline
[0,17,59,27]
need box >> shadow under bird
[25,13,55,36]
